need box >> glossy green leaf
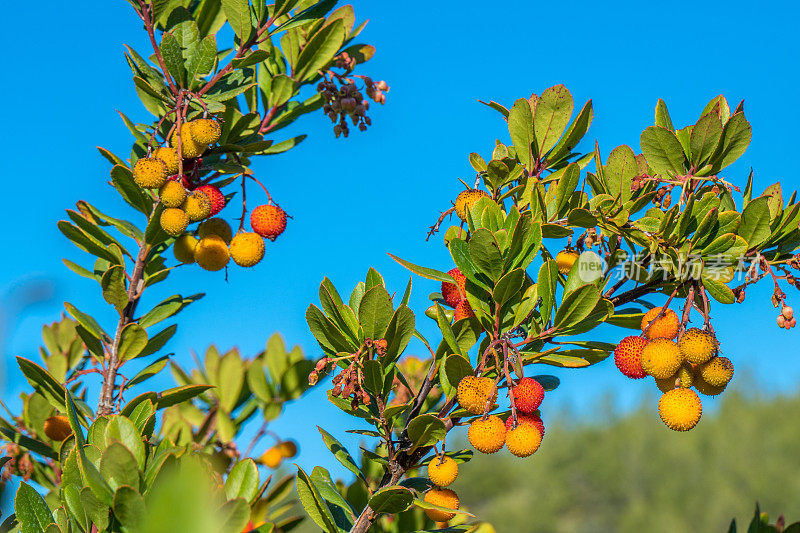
[226,459,259,502]
[534,84,573,156]
[368,486,414,514]
[508,98,535,169]
[640,126,686,177]
[406,414,446,447]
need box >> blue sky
[1,0,799,482]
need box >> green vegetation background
[445,381,800,532]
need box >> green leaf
[738,196,771,249]
[711,112,751,172]
[111,165,151,214]
[222,0,252,41]
[493,268,524,307]
[105,416,146,469]
[113,486,145,531]
[317,426,367,484]
[100,266,128,312]
[218,498,251,533]
[655,98,674,131]
[15,482,52,533]
[16,357,68,413]
[406,414,446,448]
[225,459,259,502]
[64,302,109,341]
[508,98,535,169]
[388,254,456,283]
[270,0,338,35]
[549,100,593,164]
[640,126,686,177]
[218,350,246,410]
[294,19,346,82]
[99,442,139,491]
[186,35,217,83]
[358,286,393,340]
[534,84,573,156]
[435,303,461,356]
[604,145,637,203]
[118,323,148,361]
[295,466,338,533]
[468,229,503,282]
[0,428,57,460]
[553,285,601,330]
[139,294,203,328]
[702,275,735,304]
[368,486,414,514]
[690,113,723,167]
[138,324,178,359]
[157,384,214,408]
[58,221,120,264]
[159,32,185,87]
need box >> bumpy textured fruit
[160,208,189,237]
[159,180,187,208]
[251,205,287,240]
[678,328,717,364]
[468,415,506,453]
[423,488,459,522]
[454,189,490,221]
[511,377,544,413]
[614,336,648,379]
[194,235,230,271]
[260,447,282,468]
[198,218,233,243]
[453,300,475,321]
[456,376,497,415]
[505,413,544,436]
[658,388,702,431]
[43,415,72,441]
[230,232,265,267]
[173,234,198,263]
[183,191,212,222]
[133,157,168,188]
[196,185,226,216]
[556,250,579,274]
[699,356,734,387]
[170,123,206,159]
[694,375,727,396]
[641,307,679,340]
[641,339,683,379]
[190,118,221,145]
[427,456,458,487]
[654,363,694,393]
[506,423,542,457]
[441,268,466,308]
[277,440,298,458]
[153,146,179,175]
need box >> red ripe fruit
[441,268,466,308]
[453,300,474,321]
[614,336,648,379]
[510,377,544,414]
[251,205,287,240]
[195,185,225,216]
[504,413,545,436]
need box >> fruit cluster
[457,375,546,458]
[131,117,288,272]
[258,440,298,469]
[777,305,796,329]
[613,306,734,431]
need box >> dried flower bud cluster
[1,444,33,482]
[654,185,673,208]
[318,77,388,137]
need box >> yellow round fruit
[694,375,727,396]
[456,376,497,415]
[505,422,542,458]
[699,356,734,387]
[190,118,222,145]
[43,415,72,441]
[153,146,180,175]
[170,123,206,159]
[194,235,230,271]
[173,234,198,264]
[277,440,298,458]
[658,388,702,431]
[467,415,506,454]
[678,328,717,364]
[133,157,168,188]
[260,447,282,469]
[427,456,458,487]
[182,191,212,222]
[229,232,265,267]
[198,218,233,243]
[556,250,579,274]
[654,362,694,393]
[641,339,683,379]
[160,208,189,237]
[640,307,679,340]
[454,189,490,221]
[159,180,187,208]
[423,488,459,522]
